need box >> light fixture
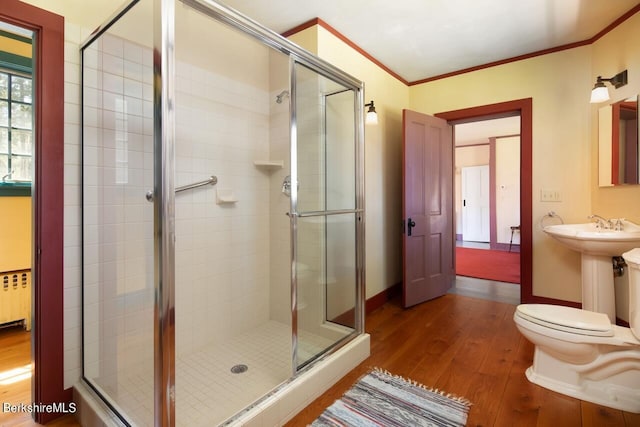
[365,100,378,124]
[590,70,628,103]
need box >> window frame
[0,41,33,196]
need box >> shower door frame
[180,0,367,377]
[289,58,366,372]
[81,0,366,425]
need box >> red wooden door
[402,109,454,307]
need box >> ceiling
[455,117,520,146]
[222,0,639,83]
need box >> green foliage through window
[0,70,33,183]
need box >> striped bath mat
[312,368,471,426]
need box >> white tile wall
[76,23,287,413]
[67,12,364,427]
[81,31,155,426]
[173,58,274,357]
[63,20,84,390]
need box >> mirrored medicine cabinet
[598,94,639,187]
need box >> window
[0,70,33,183]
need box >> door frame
[437,98,540,305]
[1,1,68,423]
[437,98,578,307]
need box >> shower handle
[407,218,416,236]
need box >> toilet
[514,248,640,413]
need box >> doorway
[1,1,66,424]
[454,116,521,278]
[436,98,533,304]
[0,18,36,427]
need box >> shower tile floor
[95,320,335,426]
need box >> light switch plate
[540,189,561,202]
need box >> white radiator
[0,270,31,331]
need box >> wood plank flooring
[2,294,639,426]
[286,294,640,427]
[0,326,79,427]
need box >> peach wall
[317,27,409,300]
[590,12,640,219]
[0,197,31,272]
[289,25,410,299]
[590,12,640,322]
[410,47,593,303]
[0,34,32,57]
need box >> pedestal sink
[543,220,640,322]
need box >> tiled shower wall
[80,28,285,382]
[173,59,274,357]
[82,31,155,383]
[65,7,352,390]
[267,51,292,326]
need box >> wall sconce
[590,70,628,103]
[365,100,378,124]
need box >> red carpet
[455,247,520,284]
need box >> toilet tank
[623,248,640,340]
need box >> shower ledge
[216,189,238,204]
[253,160,284,171]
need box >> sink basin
[543,220,640,256]
[544,219,640,322]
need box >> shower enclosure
[80,0,365,425]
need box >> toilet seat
[516,304,613,337]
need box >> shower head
[275,90,289,104]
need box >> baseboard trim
[366,283,401,314]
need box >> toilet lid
[516,304,613,337]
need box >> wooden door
[461,165,490,242]
[402,110,454,307]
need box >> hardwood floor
[3,294,639,426]
[0,326,79,427]
[286,294,640,427]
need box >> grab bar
[175,175,217,193]
[286,209,364,218]
[145,175,218,202]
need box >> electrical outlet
[540,189,561,202]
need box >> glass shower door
[292,62,361,369]
[81,0,156,425]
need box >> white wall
[495,136,521,245]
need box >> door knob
[407,218,416,236]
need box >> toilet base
[526,347,640,413]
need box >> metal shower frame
[81,0,366,425]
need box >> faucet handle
[613,218,625,231]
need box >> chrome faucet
[1,170,12,182]
[612,218,625,231]
[588,214,613,229]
